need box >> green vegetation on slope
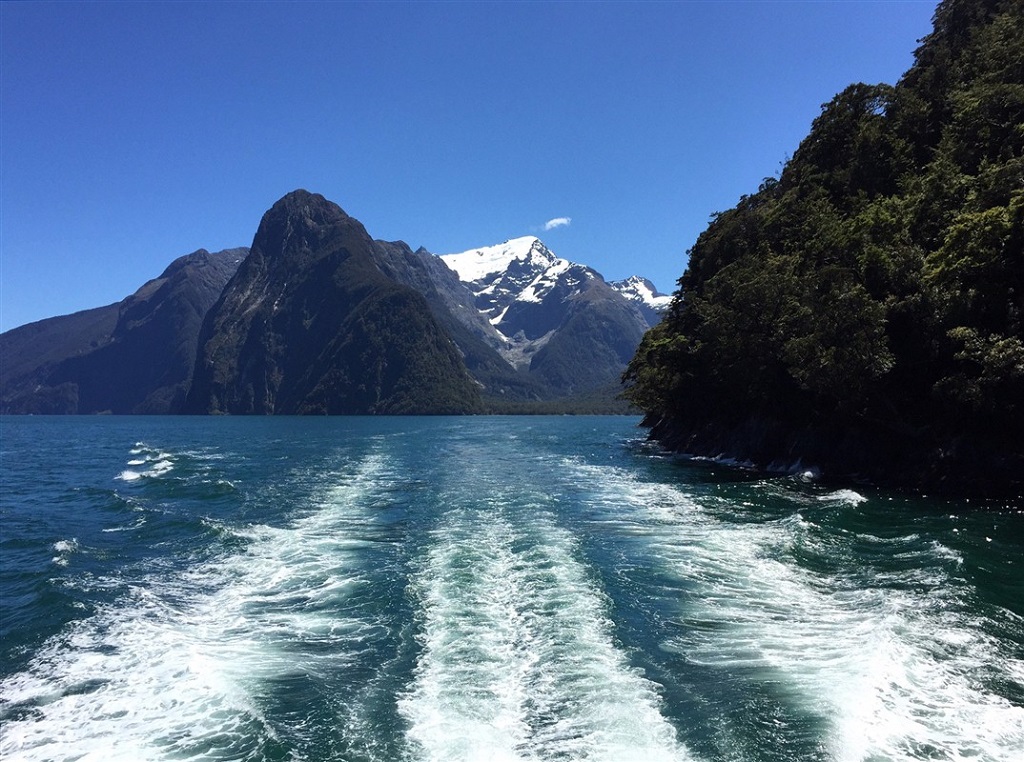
[625,0,1024,492]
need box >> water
[1,416,1021,762]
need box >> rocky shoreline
[644,413,1024,500]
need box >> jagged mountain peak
[610,275,672,312]
[438,237,590,337]
[249,190,361,262]
[186,191,483,415]
[440,236,561,283]
[272,189,347,217]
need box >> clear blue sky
[1,0,938,332]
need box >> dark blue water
[1,416,1022,761]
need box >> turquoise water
[1,416,1022,761]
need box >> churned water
[1,416,1021,761]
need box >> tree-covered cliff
[624,0,1023,494]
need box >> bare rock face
[185,190,483,415]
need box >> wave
[564,459,1024,761]
[115,443,234,484]
[816,488,868,506]
[115,445,174,481]
[0,451,397,761]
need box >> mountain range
[1,191,668,415]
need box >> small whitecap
[52,539,79,554]
[102,517,146,533]
[818,489,868,507]
[148,459,174,476]
[51,538,79,567]
[928,540,963,565]
[116,470,142,482]
[799,467,822,482]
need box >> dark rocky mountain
[527,283,652,393]
[184,191,484,414]
[1,248,245,414]
[370,239,550,403]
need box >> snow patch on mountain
[518,258,572,304]
[440,236,556,283]
[610,276,672,312]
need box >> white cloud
[543,216,572,231]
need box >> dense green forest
[625,0,1023,494]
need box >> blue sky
[1,0,937,332]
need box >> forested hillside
[625,0,1023,494]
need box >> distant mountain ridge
[2,191,668,414]
[1,248,245,414]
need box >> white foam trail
[566,460,1024,762]
[400,501,689,762]
[1,453,392,761]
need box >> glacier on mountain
[440,236,550,283]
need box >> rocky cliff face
[370,240,549,402]
[1,247,244,414]
[185,191,483,414]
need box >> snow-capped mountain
[441,236,669,332]
[441,236,599,340]
[609,276,672,324]
[610,276,672,311]
[440,236,554,286]
[438,237,661,393]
